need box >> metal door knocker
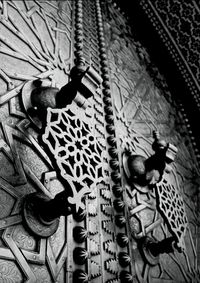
[122,130,177,193]
[21,63,103,238]
[22,62,102,129]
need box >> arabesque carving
[42,105,104,211]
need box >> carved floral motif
[12,225,36,251]
[0,190,15,219]
[32,266,51,283]
[49,216,65,259]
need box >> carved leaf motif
[89,239,100,255]
[88,189,97,199]
[102,220,115,234]
[103,240,116,255]
[105,259,118,275]
[88,203,97,216]
[12,225,36,251]
[106,280,120,283]
[91,260,101,278]
[32,266,51,283]
[0,260,22,283]
[101,204,113,216]
[88,220,98,235]
[100,189,111,200]
[49,216,65,258]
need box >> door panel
[103,2,200,282]
[0,1,73,282]
[0,1,199,283]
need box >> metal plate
[0,1,73,282]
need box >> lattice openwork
[157,183,188,251]
[42,105,104,210]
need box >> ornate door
[102,2,200,283]
[0,1,199,283]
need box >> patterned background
[102,1,200,282]
[0,0,199,282]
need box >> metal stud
[118,252,131,267]
[73,247,89,265]
[116,233,129,247]
[73,226,88,243]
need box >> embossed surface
[0,259,22,283]
[134,0,200,153]
[0,0,73,282]
[145,0,200,93]
[0,0,199,282]
[102,1,200,282]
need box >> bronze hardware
[73,226,88,243]
[112,184,123,197]
[118,252,131,267]
[73,247,89,265]
[120,270,134,283]
[123,131,177,192]
[113,199,125,212]
[139,236,176,266]
[22,63,102,129]
[73,270,89,283]
[23,189,75,238]
[31,63,90,112]
[73,207,87,222]
[116,233,129,247]
[115,215,126,228]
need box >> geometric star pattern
[42,105,104,211]
[157,183,188,251]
